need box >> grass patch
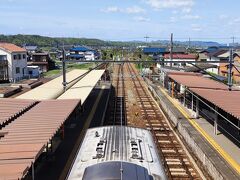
[68,63,94,70]
[43,69,61,78]
[43,63,95,78]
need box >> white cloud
[172,10,178,14]
[102,6,145,14]
[191,24,202,31]
[182,7,191,13]
[101,6,120,13]
[181,14,200,20]
[219,14,228,19]
[233,18,240,23]
[126,6,145,14]
[144,0,194,10]
[170,17,177,23]
[228,17,240,25]
[192,27,202,31]
[133,16,150,22]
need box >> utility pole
[228,48,233,91]
[228,36,236,91]
[188,37,191,49]
[231,36,235,45]
[62,44,67,92]
[144,35,150,42]
[170,33,173,68]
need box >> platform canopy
[168,72,228,90]
[0,99,37,127]
[16,70,88,100]
[168,72,240,120]
[190,88,240,120]
[0,99,80,179]
[58,70,104,104]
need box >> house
[0,43,28,82]
[218,52,240,84]
[201,46,229,54]
[167,47,186,54]
[28,52,55,72]
[143,47,166,61]
[143,47,166,56]
[0,55,9,82]
[23,45,38,54]
[27,66,41,78]
[205,49,228,74]
[197,53,208,62]
[162,53,198,68]
[69,46,99,61]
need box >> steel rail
[63,60,229,64]
[126,62,198,179]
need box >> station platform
[146,80,240,179]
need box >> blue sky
[0,0,240,43]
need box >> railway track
[108,63,127,125]
[108,62,202,179]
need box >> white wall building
[69,46,99,61]
[205,50,228,75]
[158,54,197,69]
[206,56,220,74]
[84,51,95,61]
[0,43,28,82]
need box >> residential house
[218,52,240,84]
[201,46,229,54]
[69,46,99,61]
[0,43,28,82]
[24,45,38,54]
[143,47,166,56]
[0,55,9,82]
[197,53,208,62]
[143,47,166,61]
[205,49,228,74]
[167,47,186,54]
[162,53,198,68]
[28,52,55,72]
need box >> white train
[67,126,167,180]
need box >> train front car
[67,126,167,180]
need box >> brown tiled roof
[168,72,228,90]
[0,99,37,127]
[164,53,197,59]
[168,72,240,119]
[0,99,80,179]
[190,88,240,119]
[0,43,26,53]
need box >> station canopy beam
[62,60,229,64]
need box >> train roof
[67,126,167,180]
[82,161,150,180]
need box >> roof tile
[0,43,26,53]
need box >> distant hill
[151,40,223,48]
[0,34,110,48]
[0,34,224,48]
